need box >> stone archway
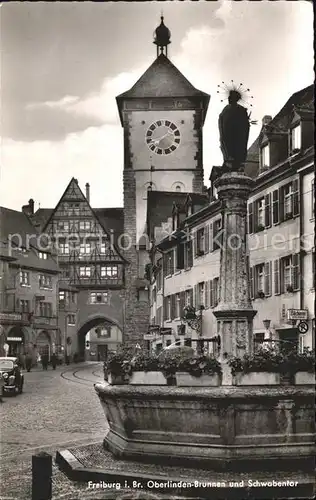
[77,316,122,360]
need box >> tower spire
[153,15,171,57]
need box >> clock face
[145,120,181,155]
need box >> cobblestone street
[0,362,109,499]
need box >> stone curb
[55,449,315,499]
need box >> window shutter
[194,233,198,257]
[204,225,209,254]
[249,267,254,299]
[274,259,280,295]
[189,288,193,307]
[293,179,300,217]
[279,187,284,222]
[210,279,214,307]
[292,253,300,291]
[180,291,185,317]
[163,297,168,321]
[163,255,168,277]
[264,262,272,296]
[209,223,213,252]
[248,202,254,234]
[205,281,209,308]
[194,285,199,308]
[264,193,271,227]
[253,201,258,232]
[171,294,176,320]
[176,243,184,270]
[171,250,174,275]
[272,190,279,224]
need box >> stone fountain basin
[94,383,315,470]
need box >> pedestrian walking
[41,353,49,370]
[51,353,57,370]
[25,353,32,372]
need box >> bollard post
[32,451,52,500]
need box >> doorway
[97,344,108,362]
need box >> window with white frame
[175,293,181,318]
[67,314,76,325]
[185,289,193,307]
[256,198,265,228]
[283,183,293,217]
[20,270,30,286]
[166,296,171,320]
[198,282,205,307]
[100,265,118,278]
[212,218,222,251]
[291,124,301,152]
[80,242,91,255]
[39,302,53,317]
[260,144,270,168]
[255,264,264,295]
[39,252,48,260]
[100,242,106,254]
[79,266,91,277]
[59,242,69,254]
[196,228,205,255]
[282,256,292,291]
[57,221,69,232]
[20,299,30,313]
[89,291,109,304]
[79,221,91,231]
[165,251,174,276]
[39,274,53,289]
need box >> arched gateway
[77,316,123,361]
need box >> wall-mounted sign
[0,313,22,321]
[7,337,23,342]
[298,321,309,334]
[287,309,308,321]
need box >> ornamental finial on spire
[153,15,171,57]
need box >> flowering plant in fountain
[177,354,222,377]
[228,346,315,376]
[105,348,134,378]
[129,352,161,372]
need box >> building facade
[31,179,126,359]
[147,84,315,354]
[117,17,210,346]
[0,207,59,360]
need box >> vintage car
[0,357,24,395]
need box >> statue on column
[218,84,255,173]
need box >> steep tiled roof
[245,84,314,177]
[93,208,124,243]
[0,207,58,272]
[117,54,210,100]
[146,191,189,240]
[31,208,53,231]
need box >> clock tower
[117,17,210,345]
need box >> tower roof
[116,54,210,101]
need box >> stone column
[213,172,257,385]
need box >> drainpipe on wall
[299,173,304,312]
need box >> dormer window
[260,144,270,169]
[290,123,301,153]
[187,205,192,217]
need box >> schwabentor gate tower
[117,17,210,344]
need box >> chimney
[85,183,90,203]
[262,115,272,127]
[28,199,34,215]
[22,199,34,216]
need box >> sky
[0,1,313,211]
